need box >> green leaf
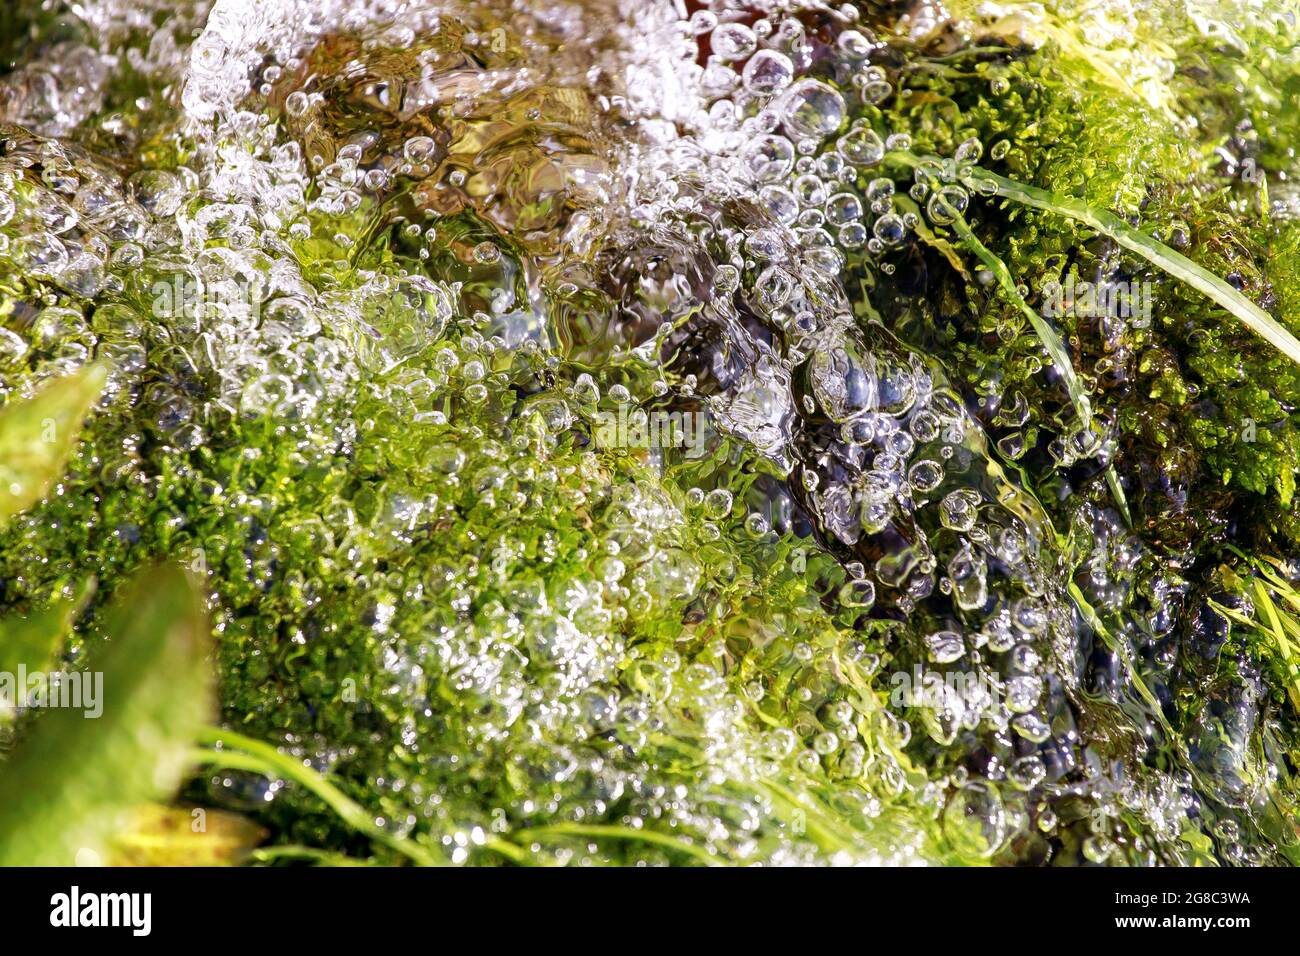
[0,578,95,715]
[1279,466,1296,508]
[0,363,107,527]
[108,804,266,866]
[0,564,213,866]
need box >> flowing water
[0,0,1295,864]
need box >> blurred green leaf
[0,564,213,866]
[0,579,95,719]
[109,804,265,866]
[0,364,107,527]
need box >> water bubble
[825,192,862,226]
[703,488,734,519]
[838,223,867,250]
[0,328,29,367]
[1006,675,1043,714]
[812,730,839,755]
[1010,644,1041,672]
[1012,713,1051,743]
[939,489,981,532]
[908,459,943,493]
[755,266,798,313]
[759,185,799,225]
[1083,835,1114,863]
[792,174,826,206]
[839,578,875,608]
[403,136,436,162]
[780,79,846,141]
[1013,598,1049,636]
[241,373,295,416]
[860,79,893,105]
[711,23,757,62]
[837,127,885,167]
[713,264,740,296]
[926,185,969,225]
[127,169,184,217]
[689,10,718,34]
[13,232,69,277]
[925,630,965,664]
[943,781,1007,858]
[809,346,877,422]
[284,90,310,117]
[948,544,988,611]
[742,49,794,95]
[954,138,983,165]
[742,135,797,183]
[872,212,907,246]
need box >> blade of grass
[0,577,94,686]
[964,167,1300,367]
[945,205,1132,524]
[193,726,445,866]
[1249,582,1300,714]
[109,804,266,866]
[1070,581,1171,732]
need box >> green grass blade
[193,727,446,866]
[967,168,1300,367]
[947,209,1132,524]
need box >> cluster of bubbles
[0,0,1277,864]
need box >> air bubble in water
[926,185,969,225]
[836,127,885,167]
[925,629,965,664]
[939,489,981,532]
[872,213,907,246]
[742,49,794,95]
[712,23,758,62]
[743,135,797,183]
[780,79,846,141]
